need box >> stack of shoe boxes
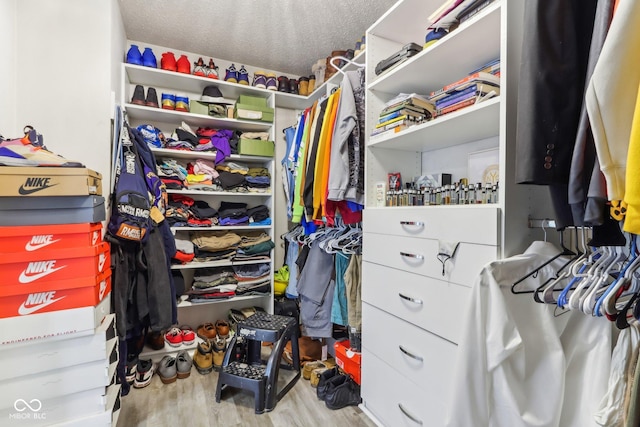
[0,166,121,426]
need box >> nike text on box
[0,296,109,346]
[0,166,102,197]
[0,195,105,226]
[0,242,110,285]
[0,223,102,252]
[0,269,112,318]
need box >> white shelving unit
[360,1,554,426]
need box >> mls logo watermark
[9,399,46,421]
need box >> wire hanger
[329,56,365,76]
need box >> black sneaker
[125,354,138,385]
[277,76,290,93]
[133,358,154,388]
[131,85,145,105]
[324,375,361,410]
[145,87,159,108]
[316,367,340,400]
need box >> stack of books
[429,63,500,117]
[371,93,435,138]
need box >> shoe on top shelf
[176,55,190,74]
[161,52,177,71]
[142,47,157,68]
[145,87,159,108]
[265,73,277,91]
[277,76,290,93]
[193,57,207,77]
[253,70,267,89]
[126,44,143,65]
[225,64,238,83]
[207,59,219,79]
[131,85,145,105]
[238,65,249,85]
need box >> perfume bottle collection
[384,175,499,207]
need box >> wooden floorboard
[118,366,377,427]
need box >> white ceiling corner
[118,0,398,76]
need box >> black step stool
[215,312,301,413]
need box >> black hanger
[511,229,576,295]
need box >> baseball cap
[200,85,234,104]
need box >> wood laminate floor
[118,367,377,427]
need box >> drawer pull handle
[400,221,424,227]
[399,293,423,305]
[399,345,424,362]
[400,251,424,260]
[398,403,423,425]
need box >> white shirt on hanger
[446,241,613,427]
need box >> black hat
[200,85,233,104]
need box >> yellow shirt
[623,83,640,233]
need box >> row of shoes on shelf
[312,35,366,83]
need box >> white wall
[0,0,17,136]
[13,0,122,196]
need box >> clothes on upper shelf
[284,69,365,225]
[446,241,613,427]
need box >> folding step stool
[215,312,301,413]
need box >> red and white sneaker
[164,327,183,347]
[180,325,196,346]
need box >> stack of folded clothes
[215,161,249,192]
[218,201,249,226]
[173,235,195,264]
[167,194,219,227]
[233,263,271,296]
[185,158,221,191]
[235,231,275,261]
[191,231,242,261]
[246,166,271,193]
[157,158,189,189]
[247,205,271,226]
[187,267,238,303]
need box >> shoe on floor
[324,375,361,410]
[207,59,219,79]
[133,359,155,388]
[310,367,329,388]
[176,349,193,379]
[193,57,207,77]
[126,44,143,65]
[212,336,227,371]
[0,130,84,167]
[215,320,230,340]
[265,73,277,91]
[142,47,157,68]
[316,367,340,397]
[197,322,217,341]
[180,325,196,346]
[238,65,249,85]
[161,52,177,71]
[225,64,238,83]
[131,85,145,105]
[158,355,178,384]
[303,360,327,380]
[125,354,138,385]
[176,55,190,74]
[193,339,213,374]
[145,87,159,108]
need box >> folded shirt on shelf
[233,262,271,278]
[238,231,271,247]
[236,280,271,295]
[191,231,242,251]
[193,267,235,283]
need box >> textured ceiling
[118,0,397,76]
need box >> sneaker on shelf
[147,330,165,351]
[126,44,143,65]
[212,336,227,371]
[0,128,84,167]
[197,322,217,341]
[145,87,159,108]
[237,65,249,85]
[142,47,157,68]
[193,57,207,77]
[175,95,190,112]
[164,327,183,347]
[125,354,138,385]
[298,76,309,96]
[265,73,277,91]
[161,52,177,71]
[176,55,190,74]
[193,339,213,374]
[158,355,178,384]
[308,75,316,93]
[133,359,155,388]
[277,76,290,93]
[161,93,176,110]
[253,70,267,89]
[206,59,219,79]
[215,319,230,340]
[176,349,193,379]
[224,64,238,83]
[180,325,196,346]
[130,85,145,105]
[289,78,299,95]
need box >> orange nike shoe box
[0,242,110,285]
[0,166,102,196]
[0,223,102,253]
[0,269,111,318]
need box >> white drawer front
[362,349,447,427]
[362,303,457,395]
[363,233,496,287]
[363,206,499,245]
[362,262,469,343]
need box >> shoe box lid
[234,103,274,122]
[0,166,102,197]
[0,268,112,318]
[238,94,268,108]
[0,295,110,346]
[0,314,115,381]
[0,241,110,285]
[334,340,361,385]
[0,222,102,252]
[0,195,105,226]
[238,138,275,157]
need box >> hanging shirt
[447,241,613,427]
